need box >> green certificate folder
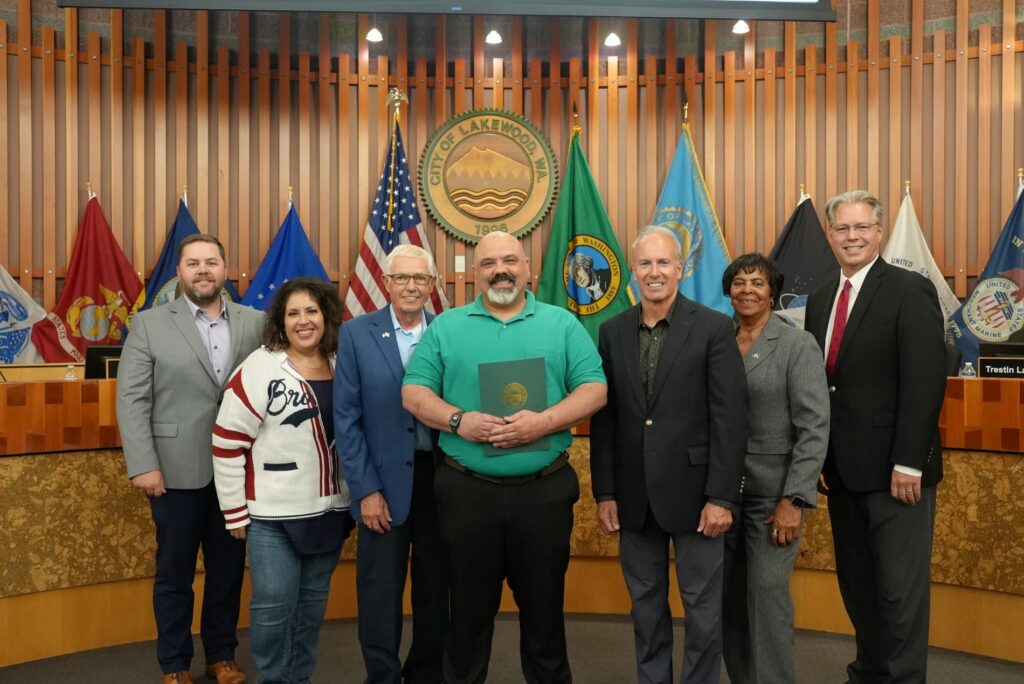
[478,357,550,455]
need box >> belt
[443,452,568,486]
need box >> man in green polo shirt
[403,231,607,684]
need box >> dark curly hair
[721,252,784,300]
[261,277,342,357]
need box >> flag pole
[571,103,581,138]
[287,186,294,208]
[384,88,408,244]
[182,184,188,208]
[904,179,911,196]
[86,181,95,200]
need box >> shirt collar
[843,255,879,293]
[469,289,537,322]
[183,292,229,321]
[638,295,678,329]
[389,304,425,335]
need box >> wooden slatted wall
[1,2,1023,309]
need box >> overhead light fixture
[366,26,383,42]
[485,30,502,45]
[604,32,621,47]
[732,19,750,35]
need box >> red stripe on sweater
[226,371,262,421]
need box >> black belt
[443,452,568,486]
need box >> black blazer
[805,259,948,492]
[590,296,749,534]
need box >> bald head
[473,231,530,310]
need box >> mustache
[488,273,516,286]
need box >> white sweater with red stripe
[212,346,351,529]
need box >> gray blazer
[741,314,829,504]
[117,297,264,489]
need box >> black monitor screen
[979,341,1024,358]
[84,345,123,379]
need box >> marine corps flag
[537,127,631,345]
[948,186,1024,364]
[31,196,144,362]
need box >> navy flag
[767,196,838,329]
[138,200,241,312]
[241,204,330,311]
[948,190,1024,363]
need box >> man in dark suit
[805,190,947,684]
[118,234,264,684]
[590,225,748,684]
[335,244,448,684]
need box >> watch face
[449,412,462,431]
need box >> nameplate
[978,356,1024,378]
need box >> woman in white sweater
[213,277,352,684]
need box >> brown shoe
[162,673,194,684]
[205,660,246,684]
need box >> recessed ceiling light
[604,32,621,47]
[485,30,502,45]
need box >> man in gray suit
[118,234,264,684]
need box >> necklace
[736,315,770,344]
[287,353,326,371]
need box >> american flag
[343,116,448,320]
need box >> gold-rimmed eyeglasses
[386,273,435,286]
[830,222,879,235]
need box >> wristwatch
[448,410,464,434]
[786,495,811,509]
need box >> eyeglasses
[386,272,434,286]
[830,222,879,235]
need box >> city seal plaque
[419,108,558,244]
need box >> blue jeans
[247,519,341,684]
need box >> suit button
[406,461,413,467]
[406,427,414,433]
[645,419,653,426]
[828,385,836,393]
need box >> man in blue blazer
[335,244,448,684]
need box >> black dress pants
[149,482,246,674]
[357,451,449,684]
[433,460,580,684]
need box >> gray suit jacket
[117,297,264,489]
[741,314,829,504]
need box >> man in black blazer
[590,225,748,684]
[805,190,947,684]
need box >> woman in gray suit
[720,253,830,684]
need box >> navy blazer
[334,305,435,526]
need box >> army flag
[31,196,144,362]
[537,128,631,344]
[241,204,329,311]
[948,189,1024,363]
[0,264,52,363]
[768,196,838,329]
[138,199,241,312]
[883,191,960,324]
[629,122,732,314]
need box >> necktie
[825,280,852,377]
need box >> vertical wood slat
[278,14,291,223]
[131,37,145,276]
[588,18,601,200]
[644,54,658,223]
[910,0,924,211]
[866,0,880,194]
[376,56,389,211]
[216,45,230,263]
[663,21,678,172]
[175,42,188,202]
[783,23,796,217]
[931,32,946,274]
[763,49,777,247]
[547,18,562,181]
[0,20,8,269]
[109,11,124,248]
[297,51,311,224]
[845,41,860,191]
[625,19,639,248]
[452,58,468,305]
[42,26,57,308]
[976,25,992,269]
[432,17,447,291]
[153,12,168,261]
[17,0,32,290]
[953,2,968,296]
[1000,0,1016,221]
[723,51,737,255]
[888,36,902,228]
[318,16,332,264]
[824,21,838,203]
[236,12,251,289]
[356,15,370,256]
[683,52,696,165]
[473,16,485,110]
[804,45,817,206]
[607,55,620,234]
[492,57,504,108]
[510,17,523,114]
[529,56,543,285]
[87,32,101,204]
[337,52,351,294]
[258,49,271,256]
[703,21,716,202]
[196,12,210,231]
[743,29,756,252]
[413,55,429,275]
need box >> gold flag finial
[799,183,805,196]
[288,186,294,205]
[1018,167,1024,180]
[572,104,581,135]
[86,181,93,197]
[905,180,911,195]
[683,102,689,126]
[387,87,408,108]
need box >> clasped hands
[458,409,552,449]
[597,500,733,539]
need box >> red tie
[825,280,852,377]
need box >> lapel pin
[382,331,391,338]
[752,353,760,359]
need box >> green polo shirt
[403,291,605,476]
